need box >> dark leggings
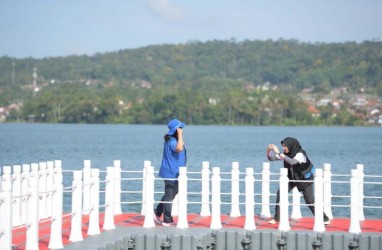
[274,181,329,221]
[155,180,179,223]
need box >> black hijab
[281,137,306,158]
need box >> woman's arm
[279,152,305,165]
[280,154,299,165]
[268,144,299,165]
[175,127,184,152]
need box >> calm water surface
[0,124,381,218]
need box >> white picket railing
[0,160,381,250]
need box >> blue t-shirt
[159,137,186,181]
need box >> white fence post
[313,168,325,233]
[260,162,271,219]
[244,167,256,230]
[356,164,365,221]
[171,196,179,216]
[349,169,361,233]
[143,166,155,228]
[103,167,115,230]
[21,164,30,225]
[46,161,54,217]
[230,162,241,217]
[278,168,290,231]
[87,168,100,235]
[30,162,38,176]
[291,188,302,219]
[38,162,47,219]
[200,161,211,216]
[141,160,151,215]
[69,171,83,242]
[0,166,12,250]
[210,167,222,229]
[26,164,39,250]
[323,163,333,220]
[12,165,22,226]
[177,167,188,229]
[48,165,64,249]
[113,160,122,215]
[82,160,92,215]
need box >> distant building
[353,97,367,107]
[208,98,219,106]
[0,103,22,122]
[317,98,331,106]
[141,80,152,89]
[368,109,381,125]
[331,99,342,109]
[307,104,320,118]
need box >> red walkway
[12,213,382,250]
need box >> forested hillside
[0,39,381,125]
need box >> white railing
[0,160,381,249]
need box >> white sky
[1,0,381,59]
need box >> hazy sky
[1,0,381,59]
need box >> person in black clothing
[266,137,330,225]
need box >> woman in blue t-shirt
[154,119,187,226]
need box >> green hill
[0,39,381,125]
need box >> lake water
[0,124,381,218]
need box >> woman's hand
[269,144,280,154]
[177,127,183,136]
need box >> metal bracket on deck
[348,234,360,250]
[312,233,323,250]
[276,232,287,250]
[241,231,252,250]
[123,235,135,250]
[161,235,172,250]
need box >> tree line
[0,39,381,125]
